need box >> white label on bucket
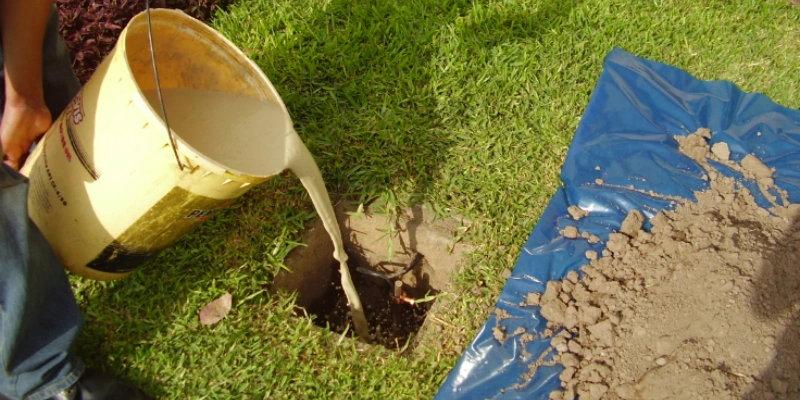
[58,122,73,163]
[41,140,68,207]
[71,94,85,126]
[83,188,234,274]
[29,173,53,213]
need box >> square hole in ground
[271,202,472,350]
[306,249,435,348]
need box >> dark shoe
[48,369,153,400]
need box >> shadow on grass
[72,0,581,396]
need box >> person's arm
[0,0,54,170]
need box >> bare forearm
[0,0,52,106]
[0,0,54,168]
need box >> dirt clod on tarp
[528,129,800,400]
[568,205,590,221]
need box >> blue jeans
[0,6,85,400]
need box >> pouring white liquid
[142,88,370,339]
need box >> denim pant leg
[0,166,84,400]
[0,5,85,400]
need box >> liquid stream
[143,88,370,339]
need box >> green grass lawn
[70,0,799,398]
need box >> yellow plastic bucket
[21,9,294,281]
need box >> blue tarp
[434,47,800,399]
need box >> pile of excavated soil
[529,129,800,400]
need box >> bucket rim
[120,8,294,178]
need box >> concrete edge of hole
[339,201,474,295]
[271,200,475,346]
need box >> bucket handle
[145,0,184,171]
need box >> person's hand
[0,99,51,170]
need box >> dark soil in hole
[305,251,436,349]
[274,202,471,349]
